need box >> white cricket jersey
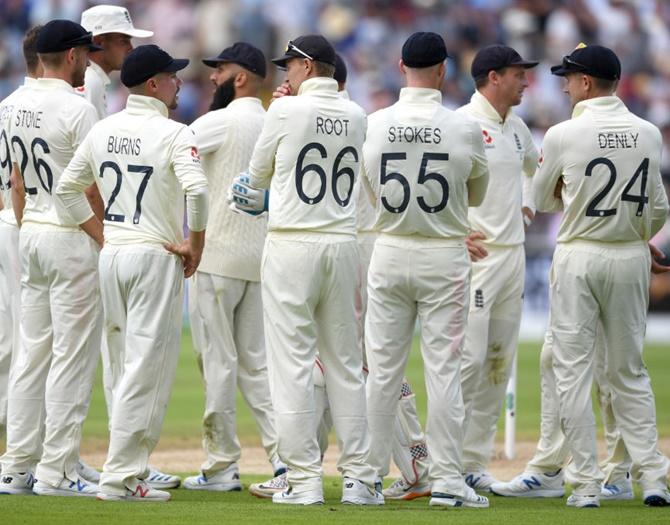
[0,77,37,226]
[56,95,208,246]
[76,61,111,120]
[534,96,669,243]
[248,77,366,236]
[362,87,489,239]
[457,90,539,246]
[8,77,98,231]
[190,97,266,281]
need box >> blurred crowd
[1,0,669,311]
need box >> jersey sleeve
[170,126,209,232]
[190,112,228,155]
[649,128,669,237]
[520,123,539,212]
[248,99,284,189]
[467,120,489,206]
[55,133,96,224]
[70,102,98,150]
[534,125,565,213]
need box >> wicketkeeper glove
[228,172,269,217]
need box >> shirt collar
[24,76,38,87]
[34,77,75,93]
[88,61,111,86]
[571,95,626,119]
[398,87,442,105]
[469,90,512,123]
[125,94,169,117]
[297,77,339,96]
[226,96,264,110]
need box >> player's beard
[209,77,236,111]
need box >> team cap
[81,5,153,38]
[551,43,621,81]
[121,44,189,87]
[202,42,267,78]
[471,44,538,80]
[334,53,347,83]
[271,35,336,68]
[36,19,103,53]
[401,32,449,68]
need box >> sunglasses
[561,55,588,72]
[287,40,313,61]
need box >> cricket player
[456,44,539,491]
[56,44,208,502]
[532,43,669,508]
[0,20,103,497]
[232,34,381,505]
[363,31,490,508]
[80,5,153,119]
[0,25,43,449]
[184,42,285,491]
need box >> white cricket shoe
[146,466,180,489]
[430,485,489,508]
[183,463,242,492]
[249,472,288,499]
[33,477,98,497]
[0,472,35,495]
[601,474,633,500]
[97,479,171,502]
[341,477,384,505]
[382,477,431,500]
[643,488,670,507]
[566,493,600,508]
[490,471,565,498]
[77,460,101,484]
[272,486,324,505]
[464,471,500,493]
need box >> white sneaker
[0,472,35,495]
[643,488,670,507]
[341,477,384,505]
[33,477,98,497]
[97,479,171,502]
[601,475,634,500]
[429,486,489,508]
[382,477,431,500]
[249,472,288,499]
[272,486,324,505]
[77,460,101,484]
[464,471,500,493]
[566,493,600,508]
[146,466,180,489]
[183,463,241,492]
[490,471,565,498]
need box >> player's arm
[533,126,565,213]
[248,100,284,189]
[189,112,227,156]
[10,163,24,226]
[164,127,209,278]
[521,124,539,226]
[466,120,489,207]
[648,130,669,238]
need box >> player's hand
[466,231,488,262]
[522,206,535,229]
[553,177,564,199]
[228,173,268,216]
[649,243,670,274]
[271,82,291,101]
[163,238,202,278]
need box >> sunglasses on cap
[561,55,588,72]
[287,40,313,61]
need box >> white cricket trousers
[262,232,376,493]
[366,234,470,496]
[98,244,183,495]
[1,228,101,484]
[461,244,524,472]
[550,240,668,495]
[189,271,280,475]
[0,221,20,431]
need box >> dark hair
[23,25,43,72]
[592,76,618,93]
[474,67,507,89]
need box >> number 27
[99,161,153,224]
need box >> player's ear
[235,71,247,88]
[489,69,498,86]
[66,47,76,65]
[398,59,405,75]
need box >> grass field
[3,332,670,524]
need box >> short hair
[314,60,335,78]
[23,25,42,72]
[592,76,617,93]
[474,67,506,89]
[37,50,67,69]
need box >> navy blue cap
[334,54,347,84]
[121,45,189,87]
[471,44,538,80]
[551,44,621,81]
[36,19,102,53]
[272,35,336,68]
[203,42,267,78]
[402,32,448,68]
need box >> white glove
[228,172,268,217]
